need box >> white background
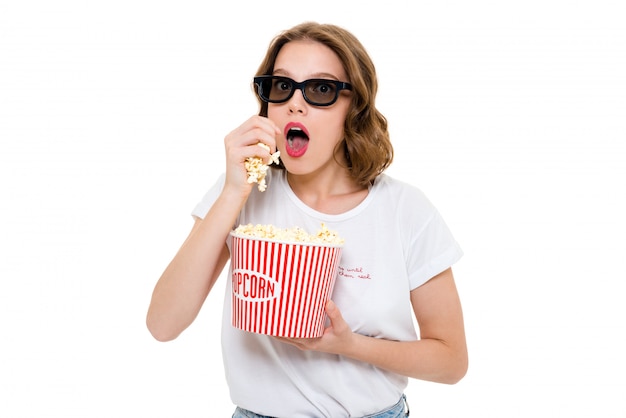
[1,0,625,416]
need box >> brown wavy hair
[254,22,393,187]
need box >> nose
[288,88,307,114]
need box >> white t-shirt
[192,169,463,418]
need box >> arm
[281,267,468,384]
[145,193,240,342]
[146,116,280,342]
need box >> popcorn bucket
[229,232,343,338]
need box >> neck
[286,169,368,214]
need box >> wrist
[220,182,252,204]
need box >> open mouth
[285,124,309,157]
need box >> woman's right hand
[222,115,280,199]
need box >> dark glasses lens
[254,76,352,107]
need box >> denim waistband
[232,394,409,418]
[361,394,409,418]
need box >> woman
[147,22,468,418]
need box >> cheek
[326,113,348,142]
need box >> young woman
[147,22,467,418]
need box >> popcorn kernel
[245,143,280,192]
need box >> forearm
[282,270,468,383]
[146,188,245,341]
[323,269,467,384]
[341,333,468,384]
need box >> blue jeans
[232,394,409,418]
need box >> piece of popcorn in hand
[244,143,280,192]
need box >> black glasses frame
[253,75,352,107]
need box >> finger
[240,123,279,155]
[326,299,337,315]
[325,300,343,325]
[241,115,279,139]
[254,114,281,136]
[225,122,277,162]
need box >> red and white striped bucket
[229,232,343,338]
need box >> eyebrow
[272,69,341,81]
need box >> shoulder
[369,174,442,235]
[373,174,435,210]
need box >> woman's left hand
[274,300,354,354]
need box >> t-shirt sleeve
[407,209,464,290]
[190,173,226,220]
